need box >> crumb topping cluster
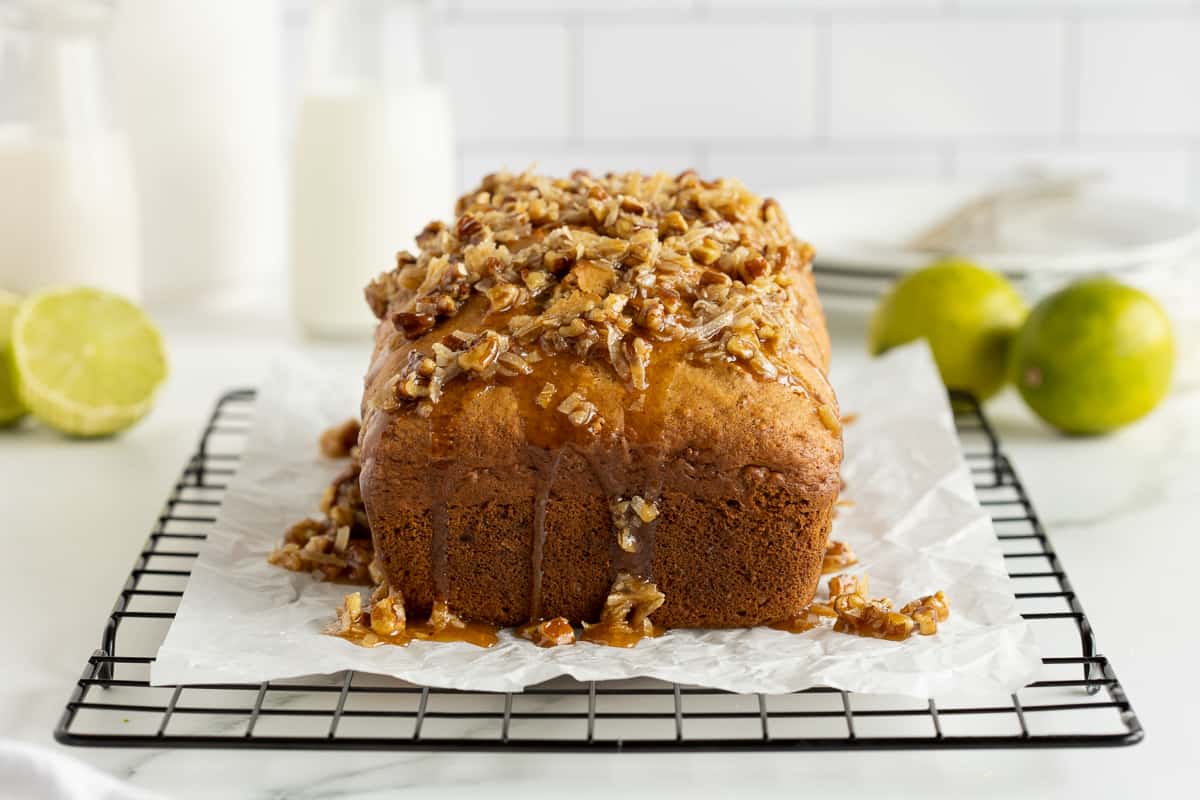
[365,169,825,416]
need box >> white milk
[290,86,455,336]
[111,0,284,303]
[0,125,140,297]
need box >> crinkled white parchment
[152,342,1040,696]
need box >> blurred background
[2,0,1199,364]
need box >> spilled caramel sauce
[580,621,665,648]
[767,617,820,635]
[331,600,500,650]
[768,603,836,634]
[832,618,911,642]
[334,618,500,649]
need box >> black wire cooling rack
[55,389,1143,751]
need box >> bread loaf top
[363,168,839,454]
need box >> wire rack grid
[55,389,1143,751]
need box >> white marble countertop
[3,305,1196,799]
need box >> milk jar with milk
[0,1,141,299]
[291,0,455,337]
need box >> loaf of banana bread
[358,170,842,630]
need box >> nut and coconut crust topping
[365,169,835,423]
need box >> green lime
[1010,278,1173,435]
[869,257,1027,400]
[0,289,28,426]
[12,286,168,437]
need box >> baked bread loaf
[359,170,841,630]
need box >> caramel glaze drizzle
[426,373,475,606]
[355,404,501,649]
[527,448,563,623]
[355,286,832,650]
[353,342,819,650]
[518,343,682,647]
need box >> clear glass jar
[290,0,456,337]
[0,0,140,298]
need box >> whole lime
[1010,278,1173,435]
[869,258,1027,400]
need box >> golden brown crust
[358,169,841,629]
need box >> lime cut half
[0,289,27,425]
[12,286,168,437]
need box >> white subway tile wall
[437,21,572,142]
[1077,18,1200,137]
[829,19,1065,139]
[284,0,1200,207]
[578,22,819,140]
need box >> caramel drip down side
[624,347,684,581]
[428,462,451,602]
[427,385,468,604]
[527,447,564,622]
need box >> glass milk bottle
[0,0,140,299]
[291,0,456,337]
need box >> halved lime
[0,289,28,426]
[12,287,168,437]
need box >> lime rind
[0,288,27,425]
[1010,277,1174,435]
[869,259,1027,401]
[12,286,168,437]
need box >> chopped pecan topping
[364,170,832,417]
[831,593,914,641]
[630,495,659,523]
[392,311,436,338]
[828,572,867,598]
[517,617,576,648]
[336,592,365,634]
[581,572,665,648]
[610,495,659,555]
[319,418,360,459]
[821,569,950,642]
[428,600,466,632]
[369,590,407,637]
[822,540,858,574]
[269,453,374,584]
[818,404,842,435]
[457,330,506,373]
[900,591,950,636]
[557,391,599,428]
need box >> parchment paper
[152,342,1040,696]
